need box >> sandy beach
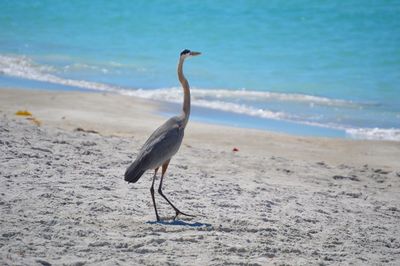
[1,88,400,265]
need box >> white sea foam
[128,86,357,107]
[189,88,356,107]
[0,54,120,92]
[346,128,400,141]
[63,63,109,74]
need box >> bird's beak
[190,51,201,56]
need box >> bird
[125,49,201,221]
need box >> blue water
[1,0,399,140]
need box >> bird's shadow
[146,219,212,227]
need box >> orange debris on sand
[15,110,32,116]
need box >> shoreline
[1,87,400,169]
[1,75,348,139]
[2,73,399,142]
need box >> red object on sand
[232,147,239,152]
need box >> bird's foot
[173,209,195,220]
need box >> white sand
[1,88,400,265]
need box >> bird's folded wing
[138,121,184,170]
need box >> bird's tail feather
[124,160,145,183]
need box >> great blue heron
[125,49,201,221]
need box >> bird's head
[180,49,201,60]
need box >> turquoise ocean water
[1,0,399,140]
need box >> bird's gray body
[124,49,200,221]
[124,115,185,183]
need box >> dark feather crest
[180,49,191,56]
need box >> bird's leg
[150,168,160,221]
[158,160,195,220]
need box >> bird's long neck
[178,57,190,127]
